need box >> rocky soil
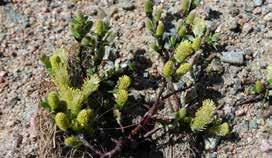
[0,0,271,157]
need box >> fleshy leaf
[192,17,206,37]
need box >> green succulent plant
[185,10,196,25]
[192,36,202,51]
[39,1,229,156]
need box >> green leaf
[145,19,154,33]
[154,8,162,23]
[254,80,264,94]
[95,19,105,37]
[76,109,95,127]
[144,0,153,17]
[40,54,52,72]
[177,24,187,39]
[47,91,60,111]
[192,0,201,9]
[41,99,51,111]
[192,17,206,37]
[55,112,70,131]
[181,0,190,15]
[155,21,165,37]
[192,36,202,51]
[70,12,93,41]
[185,11,196,25]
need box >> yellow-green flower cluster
[114,75,131,109]
[64,135,82,147]
[55,112,70,131]
[47,91,60,111]
[156,21,165,37]
[114,89,129,109]
[191,99,216,132]
[95,19,105,37]
[176,63,191,77]
[174,40,194,63]
[162,60,174,79]
[209,122,229,136]
[192,36,202,51]
[76,109,94,127]
[117,75,131,90]
[254,80,264,94]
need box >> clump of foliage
[40,1,229,157]
[41,12,135,157]
[144,0,229,136]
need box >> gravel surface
[0,0,271,157]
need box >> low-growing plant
[40,1,229,157]
[144,0,229,136]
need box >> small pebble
[228,19,239,31]
[204,137,220,150]
[249,119,258,129]
[260,140,272,152]
[264,12,272,22]
[254,0,263,7]
[235,106,248,116]
[253,7,262,14]
[221,51,244,65]
[242,23,253,34]
[119,0,135,11]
